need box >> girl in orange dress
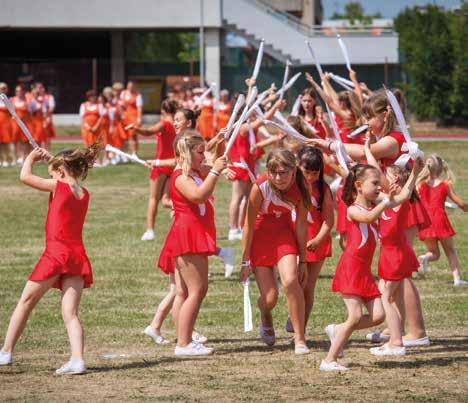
[198,92,216,140]
[30,84,48,148]
[216,90,231,131]
[0,82,14,167]
[36,83,56,150]
[11,84,34,164]
[79,90,103,148]
[120,81,143,156]
[110,83,125,159]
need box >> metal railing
[242,0,395,37]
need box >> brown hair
[338,91,362,130]
[287,115,317,139]
[266,149,310,209]
[161,99,179,115]
[386,164,419,202]
[177,108,200,129]
[362,89,397,137]
[342,164,379,206]
[297,146,325,210]
[298,88,319,118]
[48,141,101,180]
[174,133,205,176]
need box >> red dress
[158,169,217,274]
[29,181,92,289]
[250,175,301,267]
[379,131,405,170]
[305,183,332,262]
[149,121,176,180]
[378,202,419,281]
[228,130,255,182]
[407,197,431,230]
[335,183,348,235]
[304,115,326,140]
[332,204,381,300]
[336,113,364,145]
[418,182,456,240]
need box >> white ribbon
[225,94,245,138]
[0,93,39,148]
[105,144,147,166]
[337,34,352,71]
[347,124,368,139]
[251,39,265,80]
[233,158,256,183]
[279,60,291,101]
[329,73,354,88]
[195,82,216,106]
[290,95,302,117]
[305,41,324,78]
[385,89,424,166]
[277,72,302,100]
[329,73,354,91]
[243,281,253,332]
[264,120,309,144]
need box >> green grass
[0,142,467,401]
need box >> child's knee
[347,310,362,327]
[260,290,278,311]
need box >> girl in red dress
[364,140,424,356]
[0,143,99,374]
[158,133,227,356]
[298,88,330,140]
[11,84,34,164]
[313,89,429,347]
[240,149,310,355]
[417,154,468,286]
[293,147,334,333]
[129,100,179,241]
[0,82,14,167]
[321,163,414,371]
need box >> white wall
[0,0,222,28]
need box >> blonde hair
[175,133,205,176]
[417,154,455,186]
[362,89,397,137]
[48,141,101,180]
[266,149,310,208]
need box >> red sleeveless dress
[378,202,419,281]
[150,120,176,180]
[332,204,380,301]
[158,169,217,274]
[418,182,456,240]
[228,130,255,182]
[335,182,348,235]
[305,182,332,262]
[29,181,92,289]
[250,175,301,267]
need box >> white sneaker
[141,229,155,241]
[0,351,12,366]
[418,255,429,274]
[285,317,294,333]
[192,331,207,344]
[55,358,86,375]
[366,331,390,343]
[174,341,213,356]
[294,344,310,355]
[2,161,9,168]
[260,324,276,347]
[454,279,468,286]
[370,343,406,356]
[17,158,24,165]
[143,326,169,345]
[219,247,234,278]
[403,336,430,347]
[228,229,241,241]
[320,360,349,372]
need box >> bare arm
[308,188,334,248]
[20,148,56,192]
[349,69,363,106]
[347,200,389,224]
[174,156,227,204]
[447,184,468,212]
[133,120,164,136]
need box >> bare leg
[229,180,246,230]
[278,254,306,346]
[175,254,208,347]
[253,266,278,329]
[440,236,463,282]
[172,269,187,333]
[146,175,168,231]
[303,261,324,328]
[61,276,85,361]
[380,280,404,347]
[420,238,441,263]
[160,180,172,209]
[150,274,176,331]
[402,278,427,340]
[1,276,58,353]
[129,136,138,154]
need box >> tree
[331,2,381,25]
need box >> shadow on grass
[374,355,468,369]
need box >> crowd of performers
[1,66,468,375]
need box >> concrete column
[301,0,315,27]
[205,28,221,95]
[111,31,125,84]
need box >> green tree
[331,2,381,25]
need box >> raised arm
[349,69,363,106]
[447,184,468,212]
[20,148,56,192]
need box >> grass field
[0,141,467,402]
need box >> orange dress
[198,99,216,139]
[11,96,33,143]
[216,101,231,130]
[100,102,112,145]
[110,97,124,148]
[0,98,13,143]
[31,97,48,144]
[80,101,102,146]
[43,94,56,140]
[120,90,143,140]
